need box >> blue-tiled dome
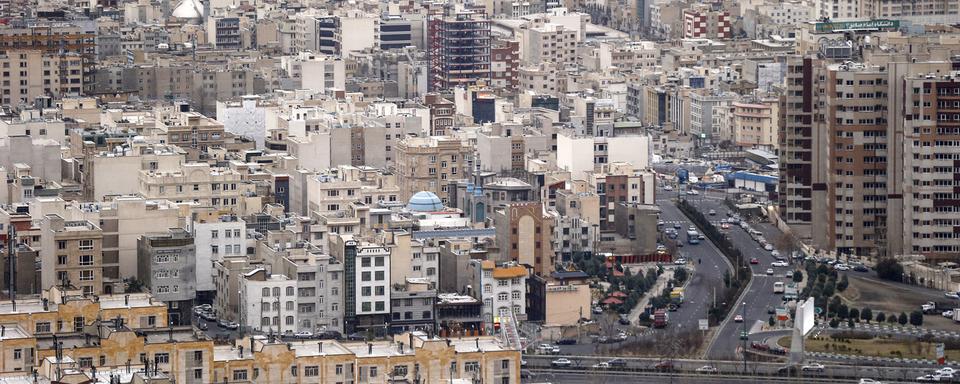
[407,191,444,212]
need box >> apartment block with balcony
[39,214,103,295]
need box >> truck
[923,301,937,314]
[670,288,685,307]
[653,309,669,328]
[687,230,700,244]
[783,283,798,301]
[773,281,785,294]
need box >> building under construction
[428,10,492,91]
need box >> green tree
[876,258,905,282]
[888,313,899,324]
[674,267,688,284]
[898,312,909,326]
[876,312,886,323]
[910,311,924,327]
[847,318,855,328]
[861,307,873,323]
[793,270,804,283]
[849,308,860,322]
[768,316,776,327]
[828,296,842,315]
[838,304,849,319]
[837,274,849,292]
[829,318,839,328]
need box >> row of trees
[828,310,923,328]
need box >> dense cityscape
[3,0,960,383]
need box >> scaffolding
[428,11,492,91]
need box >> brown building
[493,202,555,277]
[38,214,104,295]
[0,50,84,108]
[161,110,226,160]
[424,93,455,136]
[395,136,471,204]
[0,22,96,95]
[491,38,519,92]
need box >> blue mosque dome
[407,191,444,212]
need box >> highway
[678,189,795,360]
[523,355,947,383]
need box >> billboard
[815,19,900,33]
[796,298,816,335]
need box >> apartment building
[266,243,345,333]
[492,202,555,278]
[468,260,528,332]
[491,39,520,91]
[428,11,492,91]
[732,99,779,150]
[860,0,960,23]
[389,278,437,334]
[521,23,577,66]
[159,110,227,160]
[329,234,391,335]
[82,142,185,201]
[137,229,197,325]
[394,136,471,204]
[238,268,298,333]
[191,213,247,295]
[682,5,731,40]
[306,165,402,216]
[138,163,258,212]
[39,214,103,295]
[0,50,84,108]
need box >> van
[774,281,785,294]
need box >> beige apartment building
[394,136,471,204]
[138,163,260,213]
[732,100,779,150]
[39,214,104,295]
[522,23,578,66]
[0,50,84,108]
[160,110,226,160]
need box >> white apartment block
[355,244,391,317]
[471,260,528,331]
[238,269,299,333]
[191,213,248,292]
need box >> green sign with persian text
[815,19,900,33]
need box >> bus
[686,230,700,244]
[773,281,785,294]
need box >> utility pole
[741,301,747,374]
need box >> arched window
[262,287,270,297]
[285,316,294,325]
[286,286,294,296]
[272,287,281,296]
[261,317,269,326]
[286,301,294,311]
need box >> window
[193,369,202,379]
[498,293,508,301]
[79,255,93,266]
[362,272,371,281]
[375,257,384,267]
[375,271,385,281]
[393,365,408,376]
[286,286,294,296]
[290,366,298,377]
[370,367,377,377]
[155,353,169,364]
[232,370,248,381]
[304,366,319,377]
[211,230,218,238]
[79,270,94,281]
[78,240,94,250]
[336,365,344,375]
[13,349,21,360]
[73,317,84,331]
[79,357,93,368]
[212,245,219,254]
[57,255,67,265]
[35,322,50,334]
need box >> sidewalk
[629,266,678,326]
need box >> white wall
[217,98,270,148]
[556,133,593,180]
[193,218,247,292]
[607,135,651,169]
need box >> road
[523,355,945,383]
[655,196,732,334]
[678,189,794,360]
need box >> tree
[723,270,731,288]
[674,267,688,284]
[124,278,145,293]
[769,316,776,327]
[876,258,905,282]
[793,270,804,283]
[849,308,860,322]
[837,274,849,292]
[898,312,909,326]
[888,313,899,324]
[861,308,873,323]
[775,231,799,253]
[838,304,849,319]
[910,311,924,327]
[876,312,886,323]
[829,318,839,328]
[847,318,855,328]
[828,296,842,315]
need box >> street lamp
[741,301,747,374]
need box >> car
[592,362,610,370]
[721,222,731,229]
[663,185,674,191]
[767,306,776,314]
[224,321,239,330]
[698,234,705,240]
[944,310,955,318]
[618,317,631,325]
[593,307,604,314]
[938,373,955,380]
[607,358,627,368]
[201,312,217,322]
[739,331,749,340]
[674,223,682,229]
[708,209,717,215]
[938,367,957,375]
[674,258,686,265]
[740,221,749,229]
[766,268,774,275]
[556,338,576,345]
[777,365,800,376]
[772,261,789,267]
[801,362,825,372]
[686,190,699,195]
[689,226,697,232]
[853,264,870,272]
[916,374,941,382]
[786,271,794,279]
[835,264,850,271]
[654,361,675,371]
[217,319,230,328]
[946,292,960,300]
[771,250,781,258]
[696,365,718,374]
[859,379,882,384]
[764,244,775,251]
[750,257,759,264]
[734,314,744,322]
[198,322,207,331]
[295,331,314,339]
[551,358,572,368]
[657,220,665,227]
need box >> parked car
[551,358,572,368]
[937,367,957,376]
[764,244,775,251]
[607,358,627,368]
[695,365,718,374]
[916,374,941,382]
[777,365,800,376]
[674,223,682,229]
[858,379,882,384]
[295,331,314,339]
[708,209,716,215]
[853,264,870,272]
[721,222,731,229]
[556,338,576,345]
[943,310,955,318]
[772,261,789,267]
[750,258,759,264]
[946,292,960,300]
[200,312,217,322]
[591,362,610,370]
[734,314,744,322]
[654,361,675,371]
[786,271,794,279]
[801,362,825,372]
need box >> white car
[686,189,699,195]
[551,358,572,368]
[835,264,850,271]
[592,362,610,370]
[772,261,789,267]
[801,362,825,372]
[734,314,744,322]
[943,310,955,318]
[946,292,960,300]
[674,258,687,265]
[916,374,941,382]
[764,244,775,251]
[859,379,883,384]
[695,365,718,373]
[938,367,957,376]
[766,268,774,275]
[663,185,674,191]
[294,331,313,339]
[771,250,781,258]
